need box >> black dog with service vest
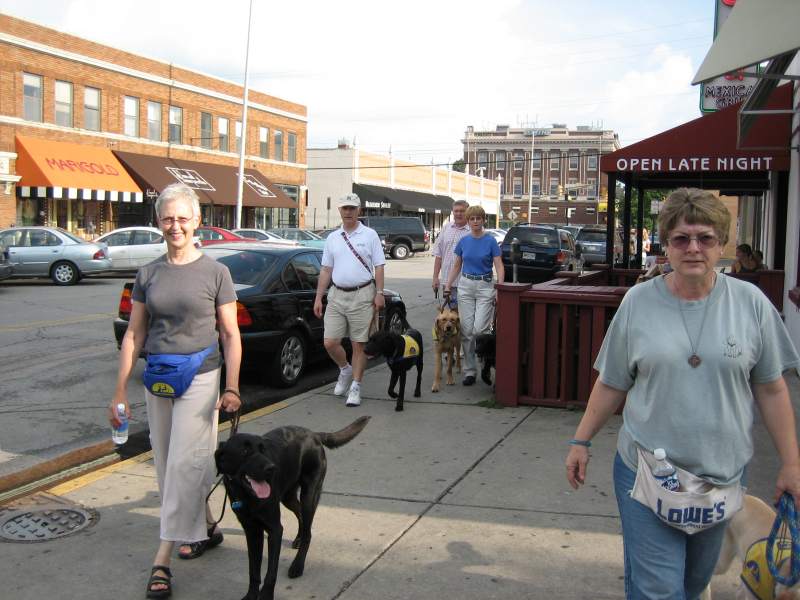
[364,327,423,411]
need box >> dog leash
[766,492,800,588]
[205,408,242,530]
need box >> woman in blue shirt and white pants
[444,205,504,385]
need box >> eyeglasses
[668,233,719,250]
[159,217,193,226]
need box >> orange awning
[15,135,143,202]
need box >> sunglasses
[668,233,719,250]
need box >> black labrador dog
[475,332,496,386]
[364,327,423,411]
[215,416,370,600]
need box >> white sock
[350,380,361,390]
[341,364,352,373]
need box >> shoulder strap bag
[341,230,373,277]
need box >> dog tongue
[246,476,271,499]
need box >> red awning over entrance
[601,83,792,177]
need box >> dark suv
[359,216,429,260]
[500,224,580,282]
[575,226,622,266]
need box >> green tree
[452,158,466,173]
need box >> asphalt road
[0,255,438,478]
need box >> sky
[0,0,717,165]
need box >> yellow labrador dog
[702,495,800,600]
[431,304,461,392]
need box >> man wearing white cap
[314,193,385,407]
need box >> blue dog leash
[766,492,800,588]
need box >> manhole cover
[0,493,99,543]
[0,507,95,542]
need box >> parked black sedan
[500,224,581,283]
[113,243,407,388]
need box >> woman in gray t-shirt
[109,184,242,598]
[564,189,800,599]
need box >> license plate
[523,252,536,261]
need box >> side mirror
[510,238,522,264]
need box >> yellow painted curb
[48,399,291,497]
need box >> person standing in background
[432,200,469,304]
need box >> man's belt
[462,272,493,282]
[333,280,374,292]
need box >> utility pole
[234,0,254,229]
[526,129,535,223]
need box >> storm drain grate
[0,492,99,543]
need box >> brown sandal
[146,565,172,599]
[178,525,223,560]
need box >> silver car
[232,228,300,247]
[0,226,112,285]
[95,226,167,271]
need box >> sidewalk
[1,338,769,599]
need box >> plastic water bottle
[111,403,128,445]
[652,448,680,491]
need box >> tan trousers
[145,368,220,543]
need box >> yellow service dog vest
[741,538,792,600]
[401,335,420,359]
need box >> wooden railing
[495,268,786,408]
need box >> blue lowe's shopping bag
[143,344,215,399]
[631,447,744,535]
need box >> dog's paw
[288,561,305,579]
[446,378,455,386]
[388,389,398,398]
[431,385,439,393]
[395,404,404,412]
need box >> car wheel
[51,261,80,285]
[384,307,407,334]
[391,244,410,260]
[271,331,306,388]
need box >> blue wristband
[568,439,592,447]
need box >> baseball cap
[338,193,361,208]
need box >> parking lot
[0,254,438,481]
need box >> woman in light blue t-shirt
[565,189,800,600]
[444,205,503,386]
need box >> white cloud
[0,0,714,163]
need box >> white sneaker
[334,366,353,396]
[345,386,361,407]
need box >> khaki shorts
[324,284,377,342]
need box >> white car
[95,226,167,271]
[232,228,300,247]
[485,228,507,246]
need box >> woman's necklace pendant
[688,354,702,368]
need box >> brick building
[0,14,306,236]
[463,124,620,226]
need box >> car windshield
[510,228,558,247]
[301,230,322,240]
[55,228,85,243]
[204,249,278,286]
[577,231,607,243]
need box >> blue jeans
[613,453,728,600]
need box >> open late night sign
[614,156,774,173]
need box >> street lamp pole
[234,0,254,229]
[527,129,535,223]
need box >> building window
[568,177,578,199]
[477,150,488,170]
[550,182,559,197]
[586,207,596,214]
[259,127,269,158]
[550,154,559,170]
[531,206,540,214]
[549,206,558,215]
[288,132,297,163]
[235,121,242,153]
[531,151,541,170]
[495,151,505,169]
[513,151,524,170]
[587,154,598,169]
[512,177,523,197]
[54,80,73,127]
[168,106,182,143]
[274,130,283,161]
[218,117,229,152]
[587,178,597,198]
[84,87,101,131]
[200,112,212,149]
[531,179,541,196]
[23,73,43,122]
[123,96,139,137]
[569,153,579,170]
[147,101,161,141]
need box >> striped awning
[14,135,143,203]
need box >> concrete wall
[306,148,354,229]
